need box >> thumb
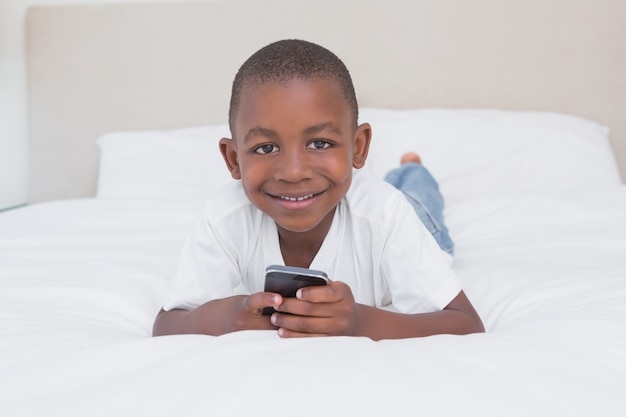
[244,292,283,313]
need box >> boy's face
[220,78,371,235]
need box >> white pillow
[96,109,621,205]
[359,108,621,205]
[96,124,234,203]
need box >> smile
[279,193,315,202]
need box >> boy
[153,39,484,340]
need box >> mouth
[269,191,323,210]
[278,193,315,202]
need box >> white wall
[0,0,212,209]
[0,0,31,209]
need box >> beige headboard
[26,0,626,202]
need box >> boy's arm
[351,291,484,340]
[153,293,282,336]
[270,282,484,340]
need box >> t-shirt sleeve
[162,209,242,311]
[380,194,462,314]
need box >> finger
[277,327,328,338]
[243,292,283,314]
[271,312,330,335]
[296,280,346,303]
[296,283,334,302]
[275,297,328,317]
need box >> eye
[307,140,332,150]
[254,144,279,155]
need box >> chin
[276,221,320,233]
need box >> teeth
[280,194,314,202]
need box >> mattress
[1,187,625,415]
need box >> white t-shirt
[163,171,461,314]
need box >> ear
[352,123,372,169]
[219,138,241,179]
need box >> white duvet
[1,188,626,416]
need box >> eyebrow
[243,122,342,144]
[304,122,342,136]
[244,127,278,144]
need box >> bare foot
[400,152,421,165]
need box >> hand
[202,292,286,334]
[270,280,358,338]
[154,292,283,336]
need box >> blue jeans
[384,163,454,255]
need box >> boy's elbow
[445,290,485,335]
[152,308,187,336]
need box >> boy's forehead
[233,78,353,130]
[241,77,343,102]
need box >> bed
[3,0,626,415]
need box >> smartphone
[262,264,328,315]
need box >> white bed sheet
[1,189,626,416]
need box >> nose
[275,148,312,182]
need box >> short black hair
[228,39,359,133]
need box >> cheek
[320,163,352,191]
[238,158,268,187]
[327,154,354,177]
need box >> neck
[277,207,335,268]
